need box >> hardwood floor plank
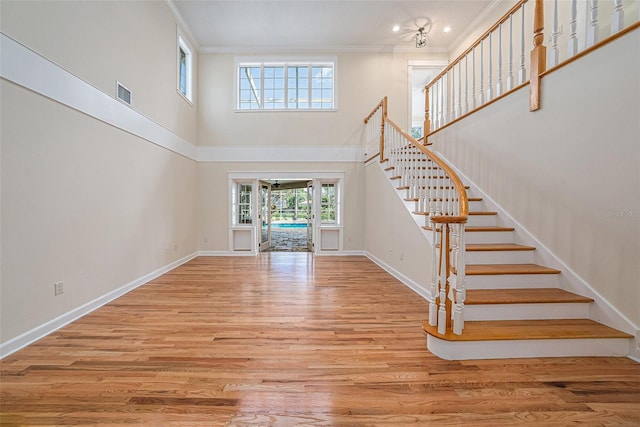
[1,254,639,425]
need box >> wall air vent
[116,81,132,106]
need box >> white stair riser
[408,199,482,213]
[465,231,514,244]
[465,302,590,321]
[467,215,497,227]
[427,335,632,360]
[468,201,483,211]
[464,273,559,289]
[466,250,534,264]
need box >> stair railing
[364,97,469,335]
[424,0,639,141]
[363,96,387,163]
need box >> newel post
[530,0,546,111]
[424,86,430,145]
[380,96,388,161]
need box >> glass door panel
[260,182,271,251]
[306,181,314,252]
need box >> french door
[306,181,314,252]
[259,181,271,251]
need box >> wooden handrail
[384,119,469,222]
[425,0,528,91]
[364,97,387,123]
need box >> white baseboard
[0,252,198,359]
[199,250,366,257]
[365,252,430,301]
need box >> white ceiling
[171,0,498,53]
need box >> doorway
[229,172,344,255]
[407,60,447,139]
[261,179,311,253]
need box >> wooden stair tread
[423,225,515,232]
[469,211,497,216]
[466,243,536,251]
[465,288,594,305]
[423,319,633,341]
[466,263,561,275]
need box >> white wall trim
[198,146,365,163]
[0,252,198,360]
[0,33,198,161]
[366,252,430,301]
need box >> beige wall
[198,51,447,147]
[0,0,197,143]
[1,1,199,348]
[198,162,365,252]
[364,162,432,292]
[1,81,198,342]
[431,30,640,326]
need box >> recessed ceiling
[171,0,497,53]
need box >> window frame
[318,181,340,225]
[233,181,254,225]
[177,35,193,103]
[235,57,337,112]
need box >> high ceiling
[171,0,498,53]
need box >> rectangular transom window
[236,59,336,111]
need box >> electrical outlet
[54,281,64,296]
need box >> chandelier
[416,27,428,48]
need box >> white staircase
[379,148,634,360]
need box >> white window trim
[177,34,193,103]
[234,56,338,112]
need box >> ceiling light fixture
[392,25,400,32]
[416,27,427,48]
[443,26,452,33]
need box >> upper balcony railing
[424,0,640,140]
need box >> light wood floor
[1,254,639,426]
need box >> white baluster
[441,75,447,125]
[487,32,493,101]
[453,224,466,335]
[478,40,485,105]
[429,223,439,326]
[438,79,444,129]
[432,79,441,130]
[437,224,448,335]
[451,67,457,119]
[507,14,514,90]
[471,47,477,110]
[611,0,624,34]
[568,0,579,57]
[464,55,469,114]
[550,0,560,67]
[587,0,599,47]
[497,23,503,96]
[457,62,462,117]
[518,3,527,84]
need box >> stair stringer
[434,152,639,360]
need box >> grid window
[239,67,262,110]
[237,60,335,110]
[237,183,253,224]
[177,36,192,102]
[321,183,336,224]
